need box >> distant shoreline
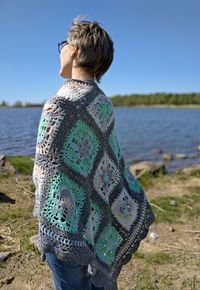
[1,104,200,109]
[1,92,200,108]
[120,104,200,109]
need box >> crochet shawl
[32,78,155,290]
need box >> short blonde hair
[68,15,114,83]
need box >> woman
[32,16,155,290]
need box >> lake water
[0,107,199,173]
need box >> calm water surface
[0,107,199,173]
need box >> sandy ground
[0,168,200,290]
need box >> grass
[6,155,34,175]
[138,171,167,189]
[145,252,172,265]
[134,251,172,265]
[0,206,33,222]
[0,204,39,254]
[0,172,14,179]
[174,167,200,179]
[150,191,200,223]
[174,170,188,180]
[0,164,199,290]
[190,169,200,177]
[0,260,7,268]
[181,276,199,289]
[119,263,175,290]
[120,250,200,290]
[133,251,145,259]
[134,269,155,290]
[19,222,39,253]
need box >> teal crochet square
[95,223,123,265]
[42,171,86,233]
[108,128,122,162]
[60,120,101,177]
[124,166,143,194]
[37,114,50,145]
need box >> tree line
[0,100,46,108]
[1,93,200,107]
[109,92,200,106]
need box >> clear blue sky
[0,0,199,105]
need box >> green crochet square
[95,223,123,265]
[37,114,50,145]
[42,171,86,233]
[60,120,101,177]
[123,165,143,194]
[98,101,112,122]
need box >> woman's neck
[71,66,94,81]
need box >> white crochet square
[111,188,138,231]
[93,152,120,203]
[86,94,114,133]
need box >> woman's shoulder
[43,93,74,115]
[55,81,94,102]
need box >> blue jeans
[45,252,105,290]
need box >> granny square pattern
[108,128,123,163]
[95,223,123,265]
[60,119,101,177]
[111,188,138,231]
[86,93,114,133]
[42,171,86,233]
[33,79,155,290]
[93,152,121,203]
[83,200,104,246]
[36,97,65,155]
[123,165,143,194]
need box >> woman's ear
[71,46,78,58]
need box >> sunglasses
[58,40,69,53]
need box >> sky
[0,0,200,105]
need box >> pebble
[30,235,38,247]
[169,199,177,206]
[176,153,187,159]
[169,226,175,232]
[163,154,173,161]
[25,252,32,258]
[149,231,159,240]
